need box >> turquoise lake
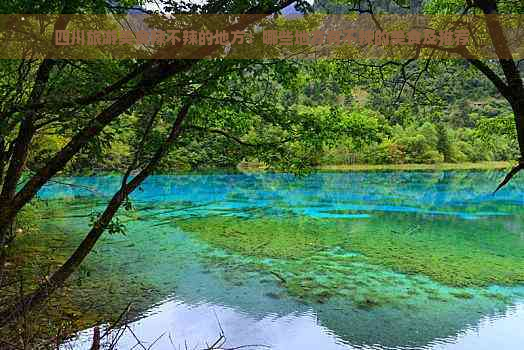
[37,170,524,350]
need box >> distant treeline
[24,61,519,174]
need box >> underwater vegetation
[177,215,524,306]
[177,215,524,287]
[5,202,169,331]
[176,216,350,259]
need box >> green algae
[177,216,350,260]
[5,227,124,331]
[177,215,524,290]
[175,212,524,312]
[348,217,524,287]
[450,291,475,299]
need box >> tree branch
[494,159,524,193]
[0,97,194,326]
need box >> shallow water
[37,171,524,350]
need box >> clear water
[37,171,524,350]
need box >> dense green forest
[24,60,519,174]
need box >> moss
[265,292,284,299]
[316,161,512,172]
[348,225,524,287]
[450,291,474,300]
[427,294,449,302]
[178,215,524,289]
[353,293,388,310]
[313,290,332,304]
[176,216,350,260]
[483,292,511,303]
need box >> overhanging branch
[494,159,524,193]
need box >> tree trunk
[0,135,6,189]
[0,0,299,326]
[0,61,191,247]
[472,0,524,176]
[511,98,524,162]
[0,99,191,327]
[0,59,55,258]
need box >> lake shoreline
[315,161,513,172]
[49,161,514,177]
[238,161,514,173]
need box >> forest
[14,60,520,174]
[1,0,524,349]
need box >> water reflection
[39,171,524,220]
[40,171,524,350]
[69,299,524,350]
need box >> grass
[3,225,104,334]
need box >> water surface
[38,171,524,350]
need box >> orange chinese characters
[375,30,389,46]
[102,31,117,45]
[310,30,325,45]
[214,30,229,45]
[279,30,294,45]
[87,30,104,46]
[422,29,438,45]
[166,30,181,45]
[136,30,150,45]
[119,31,134,45]
[390,30,406,45]
[438,30,455,46]
[359,30,374,45]
[183,30,198,45]
[199,30,213,45]
[231,30,250,45]
[341,30,357,45]
[263,30,279,45]
[150,30,166,46]
[406,30,421,45]
[295,30,309,45]
[71,30,85,45]
[455,30,469,45]
[326,30,341,45]
[55,30,70,45]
